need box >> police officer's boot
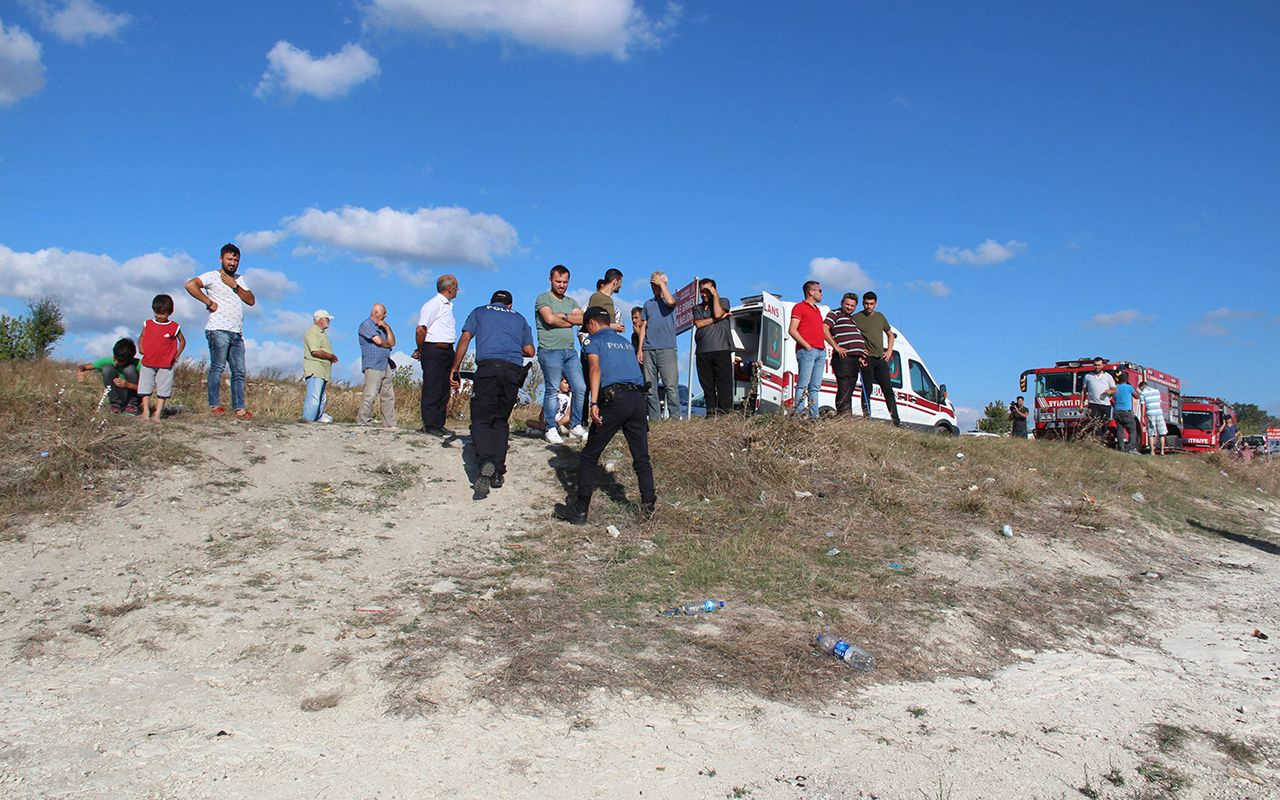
[639,499,656,521]
[475,462,496,499]
[553,498,589,525]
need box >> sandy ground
[1,422,1277,799]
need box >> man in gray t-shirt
[692,278,734,415]
[639,271,679,420]
[1082,357,1116,431]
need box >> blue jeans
[795,347,824,419]
[538,349,585,429]
[206,329,246,410]
[303,375,328,421]
[642,348,679,420]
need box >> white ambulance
[712,292,959,434]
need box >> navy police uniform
[456,298,534,489]
[562,311,656,521]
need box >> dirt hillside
[1,418,1277,799]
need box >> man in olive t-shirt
[587,268,626,333]
[851,291,900,426]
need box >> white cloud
[0,19,46,107]
[1189,321,1228,337]
[1203,307,1262,322]
[954,405,980,431]
[936,238,1026,266]
[240,267,299,301]
[907,279,951,298]
[255,40,379,101]
[1081,309,1152,329]
[0,244,298,341]
[807,257,875,293]
[237,229,288,252]
[78,325,132,357]
[1187,307,1262,337]
[245,338,303,378]
[0,243,203,330]
[263,309,315,338]
[28,0,131,44]
[284,205,518,268]
[891,94,909,108]
[365,0,680,59]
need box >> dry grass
[385,414,1279,711]
[95,598,145,617]
[0,360,192,532]
[299,690,343,712]
[15,629,54,661]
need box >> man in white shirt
[1082,356,1116,436]
[415,274,459,436]
[184,243,257,419]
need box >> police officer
[554,306,656,525]
[450,290,535,498]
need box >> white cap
[313,309,335,320]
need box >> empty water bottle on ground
[815,633,875,672]
[661,600,726,617]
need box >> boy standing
[137,294,186,423]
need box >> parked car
[657,384,705,419]
[1241,434,1280,456]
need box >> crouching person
[77,338,141,414]
[554,306,656,525]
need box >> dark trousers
[1087,403,1111,441]
[100,363,140,409]
[577,390,656,507]
[470,360,523,475]
[420,344,454,430]
[1113,409,1138,451]
[832,354,861,416]
[695,350,733,415]
[859,356,899,423]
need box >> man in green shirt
[534,265,587,444]
[303,310,338,423]
[851,291,900,426]
[76,338,142,414]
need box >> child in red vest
[137,294,186,422]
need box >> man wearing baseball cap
[554,306,656,524]
[303,309,338,423]
[450,290,536,498]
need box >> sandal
[234,410,254,420]
[210,406,227,415]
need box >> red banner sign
[673,278,699,335]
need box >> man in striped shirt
[823,292,868,416]
[1138,380,1168,456]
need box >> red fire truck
[1178,396,1233,452]
[1018,357,1182,450]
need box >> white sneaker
[318,414,333,424]
[557,425,570,436]
[545,428,564,444]
[569,425,589,440]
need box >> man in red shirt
[788,281,826,419]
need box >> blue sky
[2,0,1277,425]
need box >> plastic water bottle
[815,633,875,672]
[662,600,725,617]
